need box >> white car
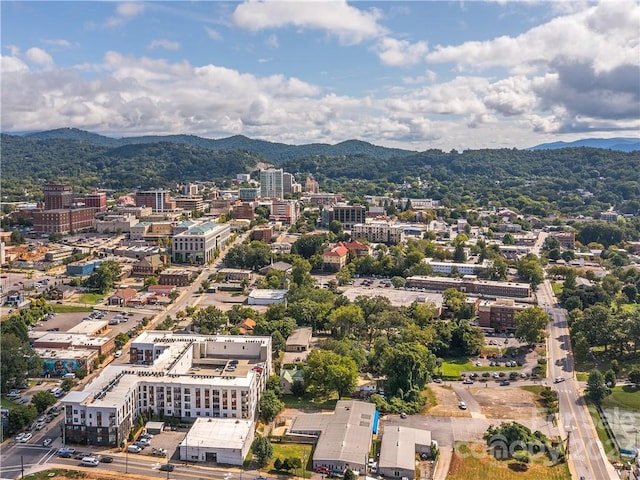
[19,433,33,443]
[458,402,467,410]
[15,432,25,442]
[554,377,565,383]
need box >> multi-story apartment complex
[322,203,367,229]
[352,221,404,244]
[62,331,272,446]
[283,172,295,195]
[259,168,284,199]
[135,189,176,213]
[172,221,231,264]
[478,298,531,332]
[406,275,532,298]
[43,183,73,210]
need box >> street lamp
[564,425,574,457]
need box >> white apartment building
[260,168,284,199]
[352,221,405,245]
[426,259,492,275]
[62,331,272,447]
[172,221,231,264]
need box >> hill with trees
[2,132,639,218]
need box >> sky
[1,1,639,151]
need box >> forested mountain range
[530,137,640,152]
[22,128,415,162]
[2,131,639,218]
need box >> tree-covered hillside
[2,132,639,218]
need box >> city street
[539,279,618,480]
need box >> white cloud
[232,0,386,45]
[43,39,74,48]
[147,39,180,51]
[426,1,640,73]
[104,2,146,28]
[205,26,223,41]
[25,47,53,67]
[374,37,428,66]
[4,45,20,56]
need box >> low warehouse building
[247,289,288,305]
[379,426,432,479]
[178,417,254,465]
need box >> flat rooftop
[342,287,443,307]
[179,417,252,449]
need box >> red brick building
[33,208,95,234]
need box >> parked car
[500,380,511,386]
[458,401,467,410]
[19,433,33,443]
[80,457,99,467]
[462,379,474,384]
[127,445,142,453]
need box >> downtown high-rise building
[259,168,284,199]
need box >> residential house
[108,288,137,306]
[280,368,305,394]
[236,318,256,335]
[322,244,349,271]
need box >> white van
[127,445,142,453]
[114,350,122,358]
[81,456,99,467]
[62,373,76,380]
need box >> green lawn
[0,396,20,409]
[551,282,563,296]
[448,442,570,480]
[50,304,92,313]
[262,443,313,474]
[78,293,104,304]
[602,385,640,412]
[282,394,340,410]
[441,357,521,378]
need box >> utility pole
[21,455,24,479]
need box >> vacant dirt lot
[426,385,471,417]
[470,386,541,419]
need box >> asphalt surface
[539,279,618,480]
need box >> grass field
[586,403,620,461]
[262,443,312,474]
[50,304,92,313]
[440,357,521,378]
[78,293,104,305]
[282,394,340,410]
[551,282,563,296]
[602,385,640,411]
[447,442,571,480]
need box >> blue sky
[2,1,639,150]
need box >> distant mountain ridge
[22,128,416,162]
[530,137,640,152]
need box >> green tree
[628,368,640,386]
[31,390,57,414]
[304,350,358,399]
[604,369,616,388]
[192,305,227,334]
[344,469,357,480]
[0,333,42,393]
[327,304,365,338]
[7,404,37,435]
[514,307,550,345]
[383,343,435,399]
[587,370,610,404]
[329,220,343,235]
[259,390,284,423]
[251,436,274,466]
[144,276,159,287]
[516,254,544,287]
[114,332,130,350]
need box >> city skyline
[1,1,639,151]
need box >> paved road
[539,280,617,480]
